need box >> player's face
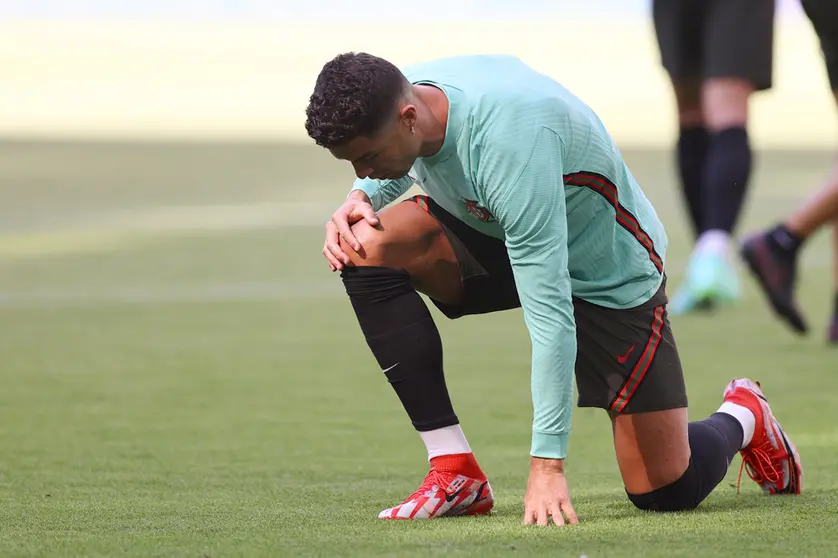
[330,108,421,181]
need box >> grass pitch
[1,142,837,557]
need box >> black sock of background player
[627,413,743,511]
[702,127,752,234]
[677,126,709,238]
[341,266,458,431]
[766,224,803,260]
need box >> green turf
[1,141,837,557]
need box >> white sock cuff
[717,401,756,449]
[420,425,472,461]
[697,229,732,258]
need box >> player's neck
[413,84,448,158]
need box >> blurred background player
[741,0,838,342]
[652,0,776,314]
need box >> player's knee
[339,220,392,267]
[626,490,698,513]
[625,459,700,513]
[339,201,443,271]
[701,78,753,130]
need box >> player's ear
[399,104,418,134]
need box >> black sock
[341,266,458,431]
[677,126,710,238]
[702,127,752,234]
[627,413,742,512]
[766,224,803,260]
[833,293,838,318]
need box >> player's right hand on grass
[523,457,579,527]
[323,191,379,271]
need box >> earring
[410,125,415,135]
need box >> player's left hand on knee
[523,457,579,527]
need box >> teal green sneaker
[669,252,741,316]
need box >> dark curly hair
[305,52,409,148]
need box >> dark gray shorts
[803,0,838,91]
[409,195,688,415]
[652,0,776,91]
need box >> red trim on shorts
[609,305,666,413]
[411,195,430,213]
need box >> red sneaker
[378,453,494,519]
[723,379,802,494]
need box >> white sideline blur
[0,202,334,259]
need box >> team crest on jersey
[463,198,495,222]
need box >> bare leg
[701,78,752,131]
[613,409,691,494]
[785,158,838,239]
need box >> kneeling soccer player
[304,52,802,525]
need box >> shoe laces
[404,469,446,503]
[736,439,783,495]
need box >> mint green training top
[351,54,667,460]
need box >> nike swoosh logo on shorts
[617,344,636,364]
